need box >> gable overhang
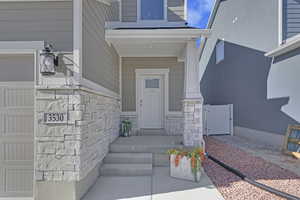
[105,28,211,57]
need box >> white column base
[182,98,204,147]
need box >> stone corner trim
[182,98,203,147]
[35,89,120,182]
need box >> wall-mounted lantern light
[40,44,59,76]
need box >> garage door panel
[0,167,4,193]
[0,82,34,197]
[4,142,34,161]
[0,88,4,107]
[5,87,34,108]
[6,167,33,193]
[5,109,34,137]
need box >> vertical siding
[0,2,73,51]
[168,0,185,22]
[122,57,184,112]
[283,0,300,40]
[82,0,120,94]
[122,0,137,22]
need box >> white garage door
[0,81,34,198]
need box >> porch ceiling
[105,28,211,57]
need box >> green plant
[167,148,205,181]
[121,120,132,137]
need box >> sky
[188,0,215,28]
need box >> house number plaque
[44,112,68,124]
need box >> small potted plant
[120,120,132,137]
[167,147,205,182]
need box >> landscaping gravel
[203,137,300,200]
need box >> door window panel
[145,79,160,88]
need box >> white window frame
[137,0,168,23]
[216,40,224,64]
[278,0,283,45]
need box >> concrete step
[140,129,166,135]
[104,153,153,164]
[110,144,184,153]
[100,164,153,176]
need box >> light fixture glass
[40,44,58,76]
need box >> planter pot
[170,154,202,182]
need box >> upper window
[141,0,164,20]
[216,40,225,64]
[282,0,300,42]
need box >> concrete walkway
[82,167,224,200]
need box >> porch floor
[82,134,224,200]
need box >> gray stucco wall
[0,54,34,81]
[82,0,120,94]
[0,1,73,51]
[200,0,300,135]
[283,0,300,40]
[122,57,184,112]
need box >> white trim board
[105,22,187,29]
[73,0,83,84]
[265,33,300,57]
[106,29,211,40]
[0,0,69,1]
[0,41,44,54]
[278,0,283,45]
[81,78,120,99]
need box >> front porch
[82,133,224,200]
[106,27,210,146]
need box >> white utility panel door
[0,82,34,198]
[204,104,233,136]
[139,75,163,129]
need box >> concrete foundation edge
[234,126,284,149]
[35,164,100,200]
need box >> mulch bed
[203,136,300,200]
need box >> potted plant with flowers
[167,147,206,182]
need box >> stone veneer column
[183,98,203,146]
[183,40,203,147]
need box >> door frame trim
[135,68,169,129]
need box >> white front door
[139,75,163,129]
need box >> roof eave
[265,37,300,57]
[106,28,211,41]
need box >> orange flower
[175,154,181,167]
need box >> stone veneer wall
[183,99,203,146]
[36,88,120,181]
[120,113,183,136]
[165,115,183,135]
